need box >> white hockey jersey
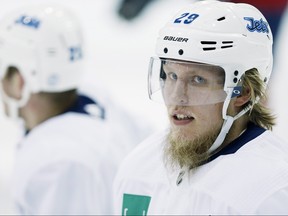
[114,123,288,215]
[12,94,143,215]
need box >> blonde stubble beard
[164,123,223,171]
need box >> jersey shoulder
[116,129,168,180]
[17,112,113,177]
[190,131,288,213]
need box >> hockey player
[113,0,288,215]
[0,4,144,215]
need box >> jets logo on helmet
[244,17,269,33]
[15,15,41,29]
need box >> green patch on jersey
[122,193,151,216]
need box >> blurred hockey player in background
[113,0,288,214]
[0,4,147,215]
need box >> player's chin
[170,126,196,143]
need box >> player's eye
[168,72,178,81]
[191,75,205,84]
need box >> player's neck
[20,94,77,130]
[222,115,250,148]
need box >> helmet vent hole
[203,47,216,51]
[47,48,56,56]
[164,48,168,53]
[264,77,268,82]
[233,78,238,83]
[221,45,233,49]
[221,41,233,49]
[234,70,239,76]
[267,35,270,40]
[201,41,217,45]
[178,49,184,55]
[201,41,216,51]
[217,16,226,21]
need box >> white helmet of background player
[148,0,273,153]
[0,4,83,114]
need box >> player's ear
[234,86,251,107]
[1,67,24,100]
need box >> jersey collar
[64,95,105,119]
[208,122,266,162]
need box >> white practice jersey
[114,123,288,215]
[12,94,142,215]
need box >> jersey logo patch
[15,15,41,29]
[122,193,151,216]
[244,17,269,33]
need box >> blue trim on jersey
[65,95,105,119]
[208,122,265,162]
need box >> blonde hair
[242,68,275,130]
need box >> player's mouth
[172,112,194,125]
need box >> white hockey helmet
[0,4,84,96]
[149,0,273,106]
[149,0,273,153]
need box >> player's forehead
[162,59,225,79]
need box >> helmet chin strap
[207,88,253,154]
